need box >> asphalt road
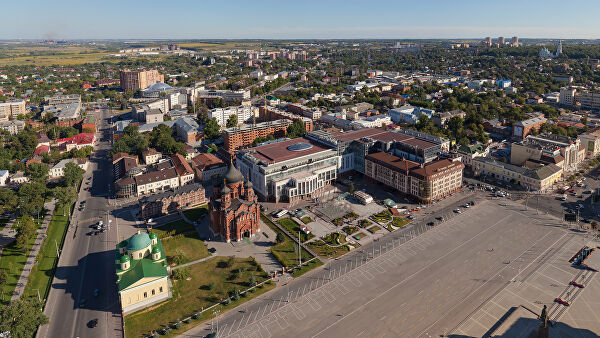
[38,109,122,338]
[179,193,565,338]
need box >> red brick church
[209,163,260,242]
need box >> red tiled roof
[172,153,194,176]
[33,145,50,156]
[191,153,224,170]
[56,133,95,146]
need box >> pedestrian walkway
[11,200,56,301]
[0,217,17,256]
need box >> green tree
[53,186,77,216]
[0,296,49,337]
[25,163,49,183]
[348,182,355,194]
[15,216,36,249]
[286,120,306,138]
[63,162,85,187]
[226,114,238,128]
[204,117,221,140]
[18,183,46,216]
[275,232,285,244]
[0,269,7,287]
[0,188,18,214]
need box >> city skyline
[2,0,600,40]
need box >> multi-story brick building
[223,119,292,152]
[119,69,164,91]
[512,115,547,140]
[364,152,464,203]
[191,153,227,182]
[139,183,206,219]
[259,106,313,133]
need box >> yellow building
[473,157,562,192]
[116,231,170,314]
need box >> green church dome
[120,255,130,263]
[126,232,152,252]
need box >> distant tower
[511,36,519,47]
[498,37,505,46]
[484,37,492,47]
[556,40,563,57]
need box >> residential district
[1,38,600,338]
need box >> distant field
[0,53,110,66]
[179,41,260,50]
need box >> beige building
[473,157,562,192]
[0,120,25,135]
[510,135,583,174]
[142,148,161,165]
[579,128,600,159]
[116,231,170,314]
[120,69,164,91]
[364,152,464,204]
[0,99,26,121]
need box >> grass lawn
[359,219,372,228]
[367,226,381,234]
[276,218,315,243]
[322,232,345,246]
[371,210,392,222]
[0,214,45,305]
[306,241,350,259]
[182,204,208,222]
[391,217,411,228]
[124,257,273,338]
[23,204,71,301]
[342,226,359,235]
[161,232,210,266]
[353,232,367,240]
[291,259,324,277]
[300,216,312,224]
[152,219,196,239]
[261,214,314,268]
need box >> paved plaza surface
[178,196,599,338]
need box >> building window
[139,253,142,258]
[144,292,147,298]
[152,289,155,295]
[159,287,163,293]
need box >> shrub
[208,281,216,290]
[174,321,181,329]
[223,297,231,305]
[173,267,190,280]
[275,232,285,243]
[333,218,343,226]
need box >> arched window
[143,292,147,298]
[152,289,155,296]
[159,287,163,293]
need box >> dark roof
[365,152,420,173]
[139,183,204,204]
[115,177,135,187]
[250,138,330,164]
[225,163,244,184]
[134,168,178,185]
[171,153,194,176]
[112,152,136,164]
[191,153,225,170]
[410,159,464,180]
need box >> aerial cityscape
[2,1,600,338]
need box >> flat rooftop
[249,137,331,164]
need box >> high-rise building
[483,37,492,47]
[511,36,519,47]
[498,37,505,46]
[119,69,164,91]
[0,99,26,121]
[559,87,577,107]
[222,119,292,152]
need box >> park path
[0,217,17,256]
[11,200,56,301]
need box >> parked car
[453,209,461,214]
[88,318,98,328]
[555,298,570,306]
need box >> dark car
[88,318,98,328]
[426,221,435,226]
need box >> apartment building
[364,152,464,204]
[287,103,322,120]
[209,105,254,126]
[0,120,25,135]
[142,148,161,165]
[512,116,547,140]
[120,69,164,91]
[223,119,292,152]
[259,106,313,133]
[580,90,600,110]
[0,99,26,120]
[49,158,89,178]
[578,128,600,158]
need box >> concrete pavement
[38,108,123,338]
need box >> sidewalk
[11,200,56,301]
[0,217,17,256]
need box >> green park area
[367,226,381,234]
[0,214,45,305]
[342,226,359,235]
[391,217,411,228]
[307,240,350,259]
[276,218,315,242]
[182,205,208,222]
[23,205,71,301]
[161,232,210,266]
[260,215,317,273]
[301,216,312,224]
[152,219,196,239]
[371,209,392,223]
[124,256,273,338]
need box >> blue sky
[2,0,600,40]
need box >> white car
[464,204,470,208]
[454,209,461,214]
